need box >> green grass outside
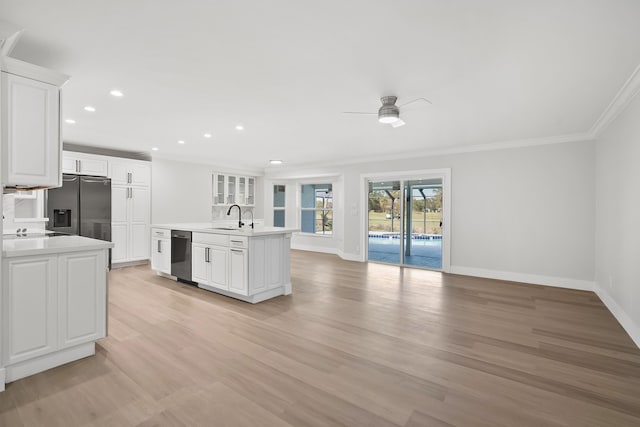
[368,211,442,234]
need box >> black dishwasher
[171,230,196,285]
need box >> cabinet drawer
[151,228,170,238]
[193,232,229,246]
[229,236,248,248]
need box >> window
[273,185,286,227]
[300,183,333,235]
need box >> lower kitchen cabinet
[58,251,107,348]
[2,255,58,365]
[151,228,171,274]
[192,243,228,290]
[1,249,108,377]
[229,248,248,295]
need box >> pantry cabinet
[1,60,69,189]
[110,159,151,264]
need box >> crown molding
[589,63,640,138]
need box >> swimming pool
[368,234,442,269]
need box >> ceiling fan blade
[398,98,433,109]
[342,111,377,115]
[391,119,406,128]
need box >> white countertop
[3,235,114,258]
[152,223,299,237]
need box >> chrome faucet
[226,204,244,228]
[243,209,255,229]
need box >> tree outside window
[300,184,332,235]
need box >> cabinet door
[111,186,129,223]
[209,246,228,290]
[246,177,255,206]
[109,161,129,185]
[2,256,57,365]
[151,237,163,271]
[129,163,151,187]
[62,154,78,174]
[192,243,210,285]
[78,156,108,176]
[213,174,226,205]
[2,73,60,187]
[160,239,171,273]
[238,177,246,205]
[227,176,236,204]
[111,223,129,262]
[58,251,106,348]
[130,187,150,224]
[229,248,248,295]
[249,238,267,293]
[130,223,149,260]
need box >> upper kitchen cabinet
[109,159,151,187]
[212,173,256,206]
[1,57,69,189]
[62,151,108,176]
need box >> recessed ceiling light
[84,106,96,112]
[203,133,212,138]
[235,125,244,131]
[151,147,159,151]
[269,160,283,165]
[177,140,185,144]
[65,119,76,124]
[110,89,124,97]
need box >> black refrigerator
[46,173,112,245]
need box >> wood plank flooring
[1,250,640,426]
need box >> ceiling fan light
[379,113,399,124]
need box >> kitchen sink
[209,227,242,230]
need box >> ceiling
[2,0,640,172]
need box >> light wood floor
[1,251,640,426]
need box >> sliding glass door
[367,177,444,270]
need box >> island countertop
[2,235,114,258]
[152,223,299,236]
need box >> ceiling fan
[343,96,432,128]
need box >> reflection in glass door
[367,181,402,264]
[367,178,443,270]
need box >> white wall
[594,92,640,346]
[265,140,595,287]
[151,158,264,225]
[151,159,215,224]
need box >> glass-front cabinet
[212,173,257,206]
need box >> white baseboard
[594,284,640,349]
[0,368,5,392]
[291,243,339,256]
[5,342,95,383]
[449,265,595,291]
[336,250,363,262]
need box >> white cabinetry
[188,231,291,303]
[2,255,57,365]
[192,233,229,291]
[212,173,256,206]
[61,152,108,176]
[151,228,171,274]
[58,251,107,348]
[111,159,151,264]
[1,63,68,188]
[110,160,151,187]
[1,249,107,381]
[229,248,248,295]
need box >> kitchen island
[151,223,298,303]
[1,234,113,391]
